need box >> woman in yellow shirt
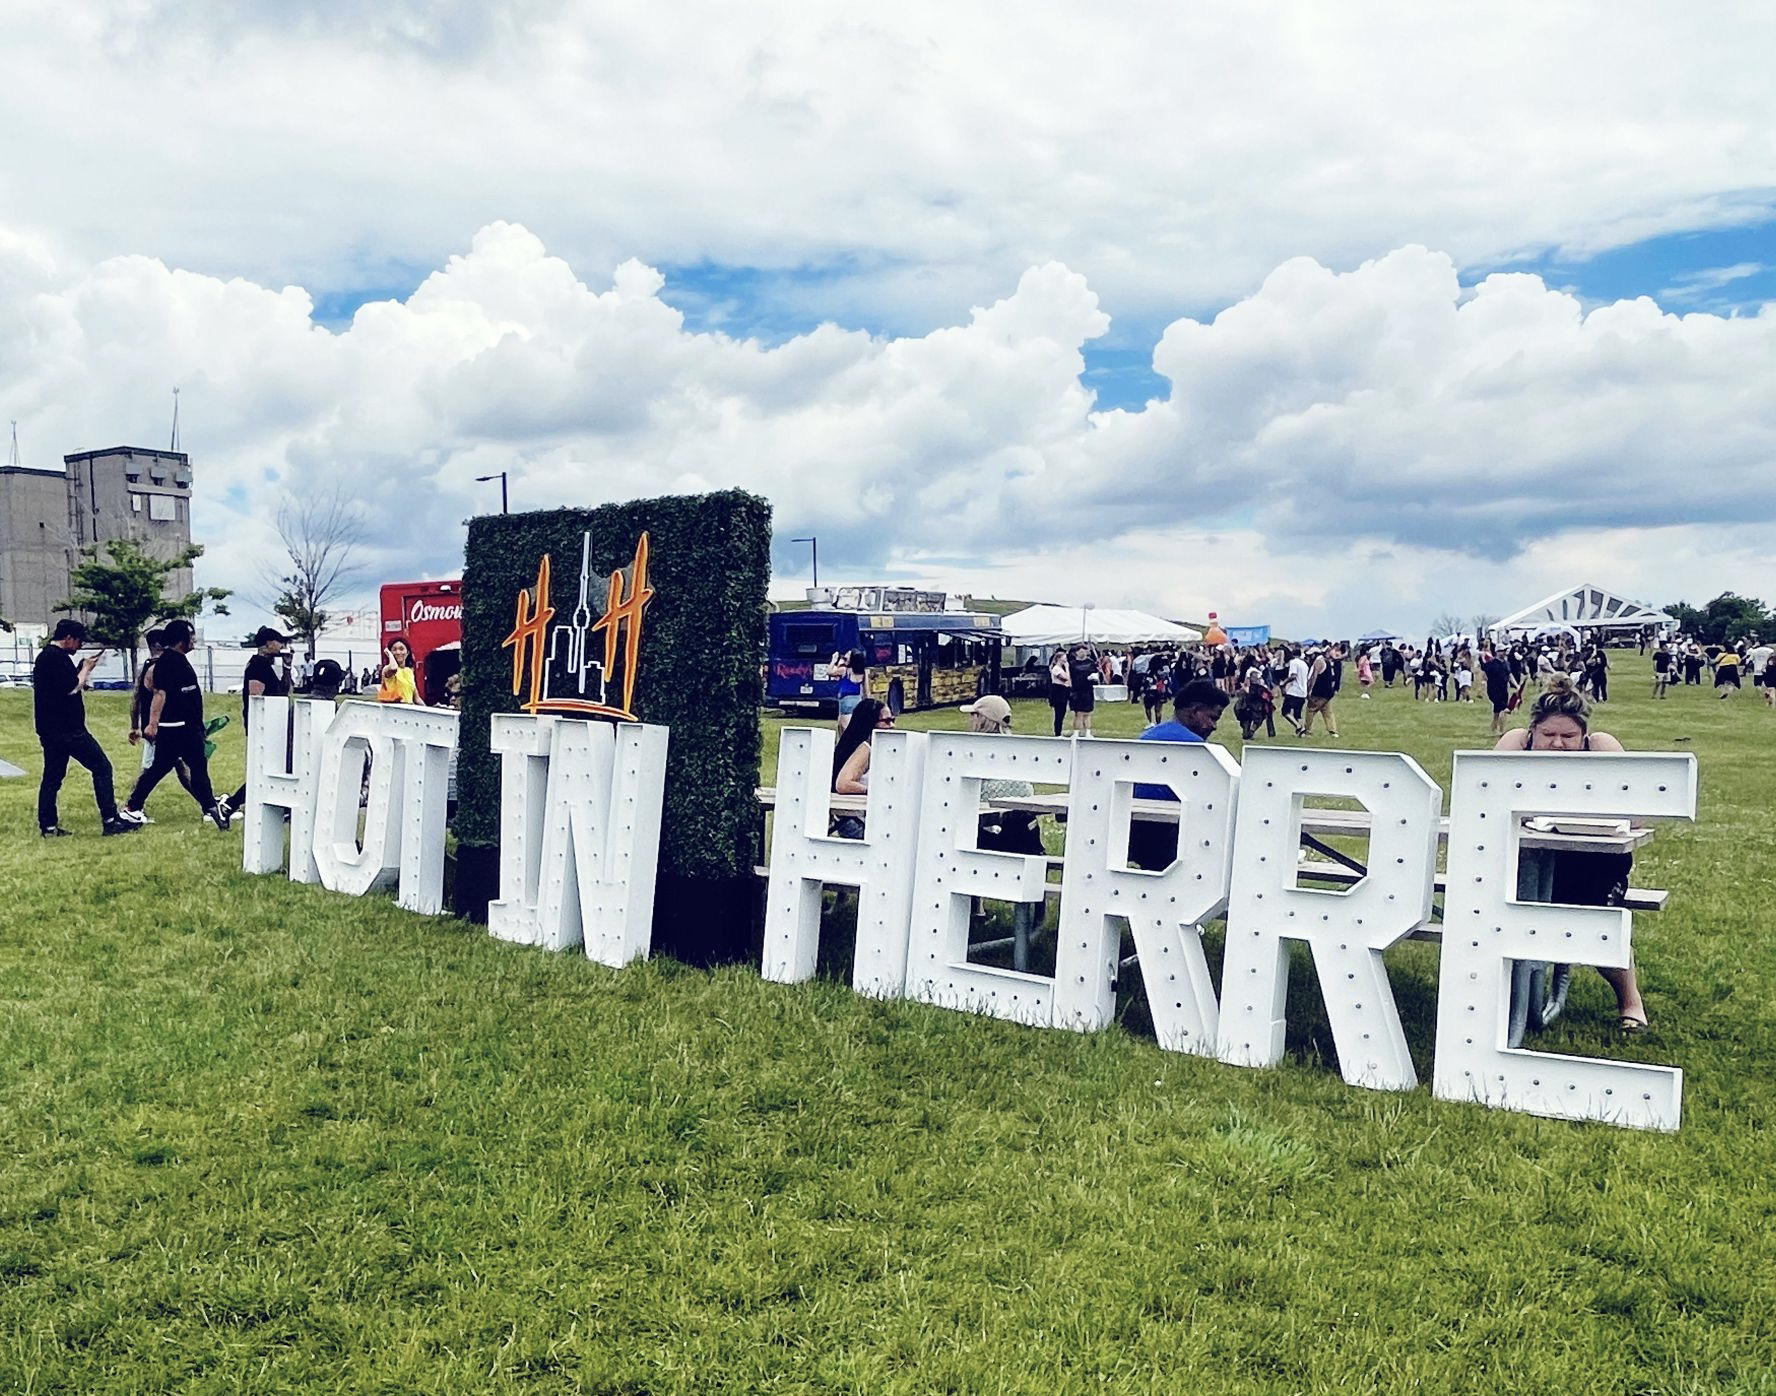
[378,638,419,704]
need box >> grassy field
[3,677,1774,1394]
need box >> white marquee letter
[762,728,927,997]
[312,703,459,914]
[530,719,669,966]
[1052,739,1240,1052]
[904,733,1070,1025]
[1218,748,1441,1091]
[1433,751,1696,1130]
[242,695,329,883]
[487,713,556,945]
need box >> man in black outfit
[124,619,228,830]
[1481,646,1514,737]
[217,626,292,824]
[129,628,195,802]
[33,618,141,837]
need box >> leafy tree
[269,489,365,661]
[1663,600,1705,637]
[1664,593,1769,645]
[58,538,231,674]
[1702,593,1769,645]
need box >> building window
[131,493,144,512]
[148,494,176,522]
[126,472,141,483]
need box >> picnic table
[753,788,1665,1041]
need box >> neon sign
[503,531,654,721]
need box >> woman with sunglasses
[827,698,894,840]
[832,698,894,796]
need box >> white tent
[1494,583,1674,635]
[999,605,1202,647]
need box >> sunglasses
[876,712,896,725]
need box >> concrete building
[0,463,73,630]
[0,446,194,630]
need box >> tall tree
[58,539,231,674]
[1701,592,1769,645]
[1664,594,1769,645]
[269,489,366,661]
[1427,612,1467,640]
[1663,599,1704,636]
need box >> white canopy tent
[1493,584,1674,636]
[999,605,1202,648]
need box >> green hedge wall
[455,490,771,902]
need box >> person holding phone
[32,619,140,837]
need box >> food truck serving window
[784,623,837,654]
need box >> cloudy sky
[3,0,1773,637]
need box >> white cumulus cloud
[4,223,1772,635]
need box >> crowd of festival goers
[1025,629,1776,742]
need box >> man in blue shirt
[1130,680,1229,868]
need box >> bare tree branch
[269,486,368,659]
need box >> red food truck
[378,579,463,705]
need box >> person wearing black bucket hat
[215,626,292,825]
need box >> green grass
[3,681,1776,1394]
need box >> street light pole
[474,472,510,514]
[791,536,818,590]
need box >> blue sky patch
[1480,213,1776,313]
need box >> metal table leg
[1508,847,1561,1048]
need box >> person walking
[128,627,199,805]
[1047,648,1071,737]
[1481,646,1514,737]
[1652,641,1673,698]
[217,625,293,825]
[1300,644,1343,738]
[123,619,228,830]
[1714,645,1741,699]
[1281,647,1310,735]
[33,619,141,838]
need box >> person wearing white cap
[960,694,1044,965]
[961,694,1038,835]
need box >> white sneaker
[116,807,151,826]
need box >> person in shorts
[1066,640,1099,736]
[833,649,868,730]
[1300,644,1343,738]
[1745,636,1771,691]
